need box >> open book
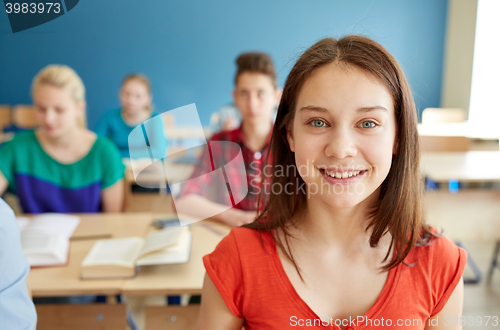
[17,214,80,267]
[81,226,191,279]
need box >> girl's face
[119,79,151,114]
[33,84,84,138]
[287,63,397,209]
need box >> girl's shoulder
[202,227,276,318]
[230,226,274,248]
[214,227,274,256]
[7,130,37,145]
[99,108,122,122]
[0,131,40,157]
[395,229,467,316]
[408,227,466,265]
[204,227,275,272]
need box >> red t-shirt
[203,227,467,330]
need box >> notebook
[17,214,80,267]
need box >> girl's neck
[37,127,82,149]
[297,191,380,249]
[241,120,272,151]
[122,107,149,121]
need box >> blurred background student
[95,74,168,159]
[175,52,281,227]
[0,65,124,213]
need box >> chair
[35,304,127,330]
[145,305,200,330]
[421,108,467,124]
[12,105,38,129]
[0,105,11,132]
[419,135,470,152]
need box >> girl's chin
[43,128,63,137]
[123,107,142,114]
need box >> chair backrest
[421,108,466,124]
[12,105,38,129]
[36,304,127,330]
[0,105,11,132]
[420,135,470,152]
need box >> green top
[0,131,125,213]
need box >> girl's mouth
[318,168,368,185]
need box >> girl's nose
[324,128,357,160]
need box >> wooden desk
[28,213,230,297]
[418,122,499,140]
[421,151,500,183]
[28,213,154,297]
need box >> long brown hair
[246,35,434,275]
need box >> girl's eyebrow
[298,106,329,113]
[357,106,388,113]
[299,105,388,113]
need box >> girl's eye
[310,119,327,128]
[360,121,376,129]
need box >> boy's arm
[175,194,256,227]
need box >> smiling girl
[196,36,467,329]
[0,65,124,213]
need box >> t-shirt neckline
[267,230,401,330]
[33,131,99,167]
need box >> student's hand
[221,209,257,227]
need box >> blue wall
[0,0,448,128]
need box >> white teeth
[324,169,363,178]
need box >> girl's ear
[287,127,295,152]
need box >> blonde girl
[0,65,124,213]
